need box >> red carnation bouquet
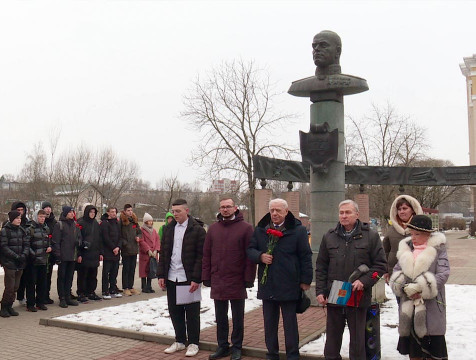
[260,228,284,284]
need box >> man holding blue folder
[315,200,386,360]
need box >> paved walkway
[0,230,472,360]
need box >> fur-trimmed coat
[383,195,423,276]
[120,211,142,256]
[390,232,450,337]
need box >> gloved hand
[203,280,211,287]
[148,250,154,257]
[55,259,62,265]
[245,281,254,288]
[404,283,422,297]
[20,254,27,264]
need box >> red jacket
[202,211,256,300]
[138,226,160,278]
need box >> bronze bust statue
[312,30,342,77]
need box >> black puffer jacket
[0,222,30,270]
[52,214,82,262]
[158,215,206,284]
[247,211,313,301]
[101,214,121,261]
[315,220,387,308]
[78,205,102,267]
[28,219,51,266]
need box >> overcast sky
[1,0,474,188]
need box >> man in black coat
[158,199,206,357]
[52,206,82,308]
[247,198,313,360]
[77,205,103,302]
[100,207,122,299]
[43,201,57,304]
[315,200,387,360]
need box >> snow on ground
[300,284,476,359]
[56,285,262,335]
[56,283,475,359]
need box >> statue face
[312,33,341,68]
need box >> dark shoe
[66,298,79,306]
[209,347,230,360]
[7,305,19,316]
[59,299,68,308]
[46,298,54,304]
[88,293,102,301]
[27,306,38,312]
[0,304,10,318]
[70,293,77,300]
[142,288,151,293]
[78,296,89,303]
[36,304,48,310]
[148,288,155,293]
[230,349,241,360]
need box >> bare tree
[20,142,49,209]
[182,59,296,224]
[54,145,92,209]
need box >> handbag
[296,289,311,314]
[148,257,158,279]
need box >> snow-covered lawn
[56,284,474,359]
[300,284,476,359]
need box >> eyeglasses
[219,205,234,210]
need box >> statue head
[312,30,341,75]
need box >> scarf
[141,224,153,234]
[412,242,428,260]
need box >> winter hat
[406,215,434,232]
[62,206,74,217]
[143,212,153,223]
[41,201,52,209]
[8,210,21,223]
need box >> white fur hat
[143,212,153,223]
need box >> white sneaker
[18,299,26,306]
[102,293,112,300]
[185,344,199,357]
[111,293,122,298]
[164,342,186,354]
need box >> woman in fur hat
[390,215,450,360]
[383,195,423,282]
[138,213,160,293]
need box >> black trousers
[102,260,119,294]
[262,300,300,360]
[166,280,200,345]
[77,264,98,296]
[24,263,47,306]
[57,261,76,300]
[2,269,23,305]
[324,305,367,360]
[122,255,137,290]
[214,299,245,350]
[46,253,56,299]
[16,270,26,301]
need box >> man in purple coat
[202,197,256,360]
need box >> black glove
[245,281,254,288]
[203,280,211,287]
[55,259,62,265]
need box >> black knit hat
[406,215,434,232]
[41,201,52,209]
[62,206,74,217]
[8,210,21,223]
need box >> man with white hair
[315,199,387,360]
[247,198,313,360]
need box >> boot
[141,278,149,293]
[59,298,68,308]
[66,296,79,306]
[7,304,19,316]
[0,304,10,318]
[147,278,155,293]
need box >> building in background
[211,178,238,193]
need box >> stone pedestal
[354,193,370,223]
[254,189,273,224]
[309,101,345,252]
[281,191,300,219]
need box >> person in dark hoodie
[42,201,57,304]
[52,206,82,308]
[100,207,122,299]
[76,205,103,302]
[120,204,142,296]
[24,209,51,312]
[202,197,256,360]
[0,211,30,317]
